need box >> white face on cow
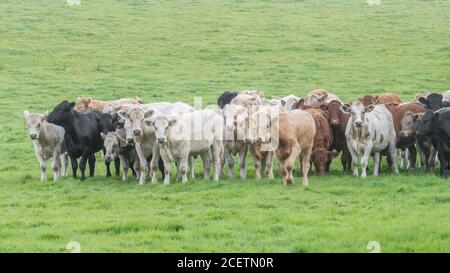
[24,111,47,140]
[341,102,374,129]
[101,132,120,163]
[118,108,153,144]
[147,116,177,144]
[223,104,247,141]
[247,111,273,143]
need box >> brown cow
[304,108,338,175]
[385,102,425,169]
[359,92,402,106]
[326,100,352,172]
[275,109,316,186]
[75,97,143,113]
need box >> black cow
[46,101,115,180]
[217,91,238,109]
[417,107,450,178]
[419,93,450,111]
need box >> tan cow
[275,109,316,186]
[304,89,342,108]
[358,93,401,106]
[75,97,143,113]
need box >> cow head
[46,100,75,126]
[311,148,339,176]
[417,110,440,137]
[146,115,177,144]
[399,111,422,138]
[24,110,48,140]
[101,132,125,163]
[118,108,153,144]
[291,98,306,110]
[341,102,374,129]
[97,113,118,134]
[246,107,279,144]
[305,93,328,108]
[223,104,247,141]
[418,93,443,111]
[358,95,376,106]
[327,100,342,126]
[74,97,91,112]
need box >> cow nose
[331,119,339,125]
[133,129,141,136]
[257,137,263,142]
[29,134,37,140]
[127,138,134,144]
[355,121,362,128]
[157,137,165,143]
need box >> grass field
[1,0,450,252]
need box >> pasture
[1,0,450,252]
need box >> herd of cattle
[23,89,450,186]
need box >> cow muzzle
[127,138,135,145]
[157,137,166,144]
[355,121,362,128]
[29,134,38,140]
[133,129,141,136]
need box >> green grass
[1,0,450,252]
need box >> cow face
[417,111,437,136]
[419,93,443,111]
[246,110,276,144]
[24,111,47,140]
[305,93,328,108]
[74,97,91,112]
[312,148,339,176]
[358,95,376,106]
[147,116,177,144]
[118,108,153,144]
[101,132,123,163]
[223,104,247,141]
[400,111,422,138]
[46,100,75,126]
[341,102,374,129]
[97,113,117,134]
[327,100,342,126]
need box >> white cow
[222,103,248,179]
[147,109,224,184]
[280,95,301,111]
[24,111,69,181]
[304,89,342,108]
[341,102,398,177]
[118,102,195,184]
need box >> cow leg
[212,141,221,181]
[120,156,129,182]
[189,156,195,180]
[279,159,288,186]
[389,141,399,175]
[360,142,373,178]
[61,153,69,177]
[224,147,234,178]
[133,160,141,181]
[260,154,267,179]
[69,154,78,179]
[253,155,262,180]
[408,145,417,170]
[348,144,359,177]
[79,152,90,181]
[51,154,61,182]
[373,152,380,176]
[429,146,437,174]
[266,152,274,180]
[179,155,189,183]
[301,146,312,187]
[36,153,47,182]
[114,158,120,176]
[400,149,407,170]
[88,153,96,177]
[161,156,171,185]
[105,160,111,178]
[201,151,211,181]
[238,145,247,179]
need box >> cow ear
[118,110,129,119]
[69,102,76,108]
[143,118,153,127]
[144,110,154,118]
[365,105,375,113]
[169,119,177,127]
[418,97,430,109]
[24,110,30,119]
[413,113,421,121]
[281,100,286,107]
[100,132,106,140]
[433,112,440,121]
[318,93,328,101]
[340,104,351,113]
[328,150,340,159]
[293,99,305,109]
[41,111,48,120]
